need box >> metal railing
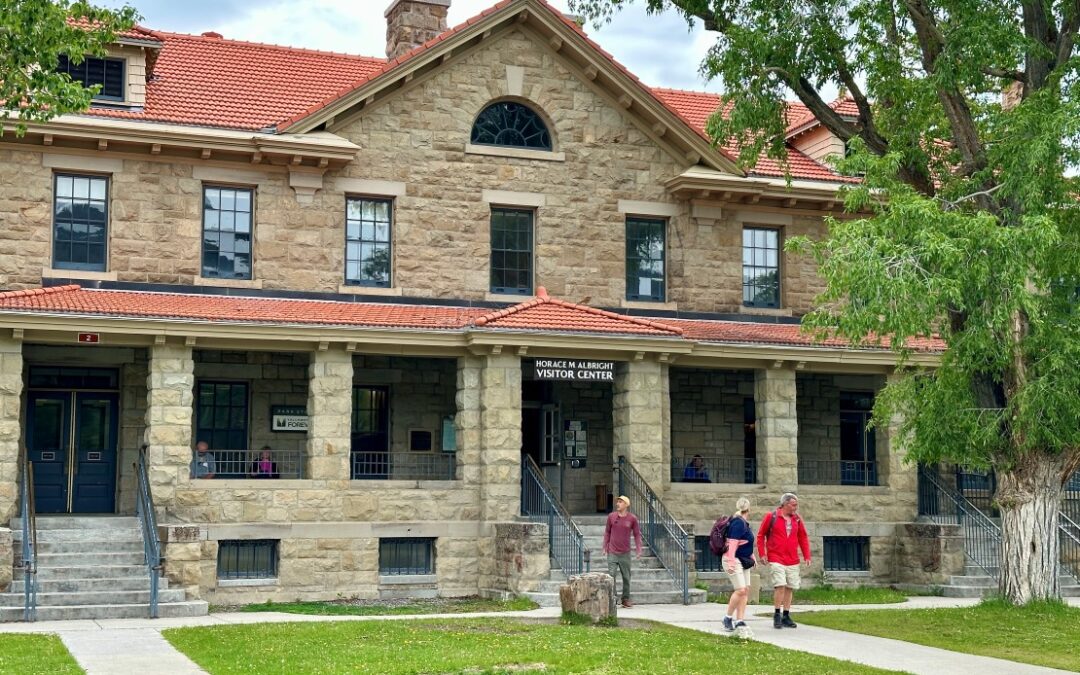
[352,452,456,481]
[135,446,163,618]
[798,459,879,486]
[918,465,1001,579]
[197,448,305,479]
[1059,512,1080,584]
[617,456,691,604]
[670,454,757,484]
[520,455,587,575]
[19,454,38,622]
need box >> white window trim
[466,143,565,162]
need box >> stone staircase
[523,515,706,607]
[941,563,1080,598]
[5,516,208,621]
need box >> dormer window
[57,54,124,101]
[471,101,552,151]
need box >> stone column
[881,370,917,518]
[305,348,353,480]
[455,355,483,487]
[144,343,195,515]
[0,333,22,522]
[613,359,666,489]
[477,352,521,522]
[754,367,798,490]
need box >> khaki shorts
[726,565,750,590]
[769,562,801,590]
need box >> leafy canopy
[571,0,1080,472]
[0,0,138,133]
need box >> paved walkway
[2,597,1076,674]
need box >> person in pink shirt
[602,495,642,608]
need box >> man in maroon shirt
[757,492,811,629]
[603,495,643,608]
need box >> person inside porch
[683,454,711,483]
[248,446,280,479]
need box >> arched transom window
[470,101,552,150]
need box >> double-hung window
[202,186,253,279]
[625,217,666,301]
[490,207,533,295]
[345,197,392,287]
[53,174,109,271]
[57,55,124,101]
[742,227,781,308]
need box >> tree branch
[983,67,1026,82]
[1056,0,1080,73]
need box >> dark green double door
[27,391,119,514]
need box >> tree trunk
[997,454,1066,604]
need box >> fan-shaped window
[471,101,552,151]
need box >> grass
[164,617,896,675]
[796,598,1080,672]
[711,584,910,606]
[232,595,538,616]
[0,634,82,675]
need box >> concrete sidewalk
[1,597,1075,674]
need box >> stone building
[0,0,964,616]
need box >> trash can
[595,484,608,513]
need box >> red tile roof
[475,287,683,337]
[69,18,163,44]
[0,285,943,352]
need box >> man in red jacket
[757,492,811,629]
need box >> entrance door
[27,392,118,513]
[540,404,562,498]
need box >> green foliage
[235,596,538,616]
[164,617,893,674]
[0,634,82,675]
[0,0,139,133]
[560,610,618,626]
[797,599,1080,671]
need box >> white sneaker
[735,621,753,639]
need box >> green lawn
[712,584,910,605]
[0,634,82,675]
[234,596,537,616]
[797,599,1080,672]
[164,618,897,674]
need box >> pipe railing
[918,465,1001,580]
[1059,512,1080,584]
[19,453,38,622]
[520,455,587,575]
[617,456,691,604]
[135,445,163,618]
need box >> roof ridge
[650,86,722,97]
[0,284,81,299]
[472,286,683,335]
[153,30,387,62]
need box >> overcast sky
[97,0,724,92]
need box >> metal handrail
[134,445,163,618]
[520,455,587,575]
[617,456,691,604]
[918,465,1001,580]
[19,453,38,622]
[1059,512,1080,584]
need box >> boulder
[559,572,616,623]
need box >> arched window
[470,101,552,150]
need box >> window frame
[57,54,125,102]
[52,173,110,272]
[742,226,782,309]
[344,195,393,288]
[201,184,255,280]
[470,100,552,151]
[217,540,278,580]
[489,207,535,296]
[379,538,435,575]
[823,536,870,572]
[624,216,667,302]
[195,380,250,456]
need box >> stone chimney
[385,0,451,60]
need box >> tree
[571,0,1080,604]
[0,0,138,133]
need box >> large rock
[559,572,616,623]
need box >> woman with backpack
[722,497,755,637]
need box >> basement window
[379,538,434,575]
[218,540,278,580]
[823,536,870,572]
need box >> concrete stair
[942,564,1080,598]
[523,515,706,607]
[6,516,208,622]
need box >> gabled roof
[474,287,684,337]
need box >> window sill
[338,284,403,297]
[217,578,279,588]
[621,299,677,311]
[465,143,565,162]
[194,277,264,289]
[348,479,460,490]
[42,267,117,282]
[485,291,533,303]
[739,305,793,317]
[379,574,436,586]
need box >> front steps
[941,564,1080,598]
[6,516,208,622]
[523,515,707,607]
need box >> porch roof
[0,285,943,352]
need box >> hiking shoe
[773,613,783,629]
[735,621,753,639]
[621,599,633,608]
[722,616,735,632]
[781,615,797,628]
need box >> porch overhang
[665,165,853,214]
